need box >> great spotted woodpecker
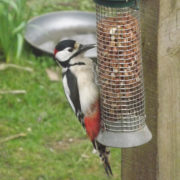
[54,39,112,176]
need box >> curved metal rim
[24,11,96,55]
[26,10,95,24]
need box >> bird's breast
[70,64,98,115]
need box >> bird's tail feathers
[93,141,113,176]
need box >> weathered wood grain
[122,0,159,179]
[158,0,180,179]
[122,0,180,179]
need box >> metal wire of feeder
[94,0,152,148]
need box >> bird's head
[54,39,96,64]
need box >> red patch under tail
[84,101,100,141]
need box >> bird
[53,39,112,176]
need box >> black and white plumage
[54,40,98,126]
[54,39,112,176]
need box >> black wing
[62,69,84,126]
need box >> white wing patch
[62,75,76,113]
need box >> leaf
[16,33,23,60]
[8,13,13,22]
[0,0,18,14]
[0,0,28,62]
[12,21,26,35]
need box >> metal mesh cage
[96,5,146,133]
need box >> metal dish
[25,11,97,57]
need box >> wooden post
[121,0,180,179]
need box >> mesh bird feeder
[94,0,152,147]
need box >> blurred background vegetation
[0,0,121,179]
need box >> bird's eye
[68,48,73,52]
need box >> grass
[0,0,94,63]
[27,0,95,16]
[0,52,121,180]
[0,0,121,179]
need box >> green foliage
[0,56,122,180]
[28,0,95,16]
[0,0,122,179]
[0,0,29,63]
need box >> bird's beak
[79,44,96,53]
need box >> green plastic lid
[94,0,138,8]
